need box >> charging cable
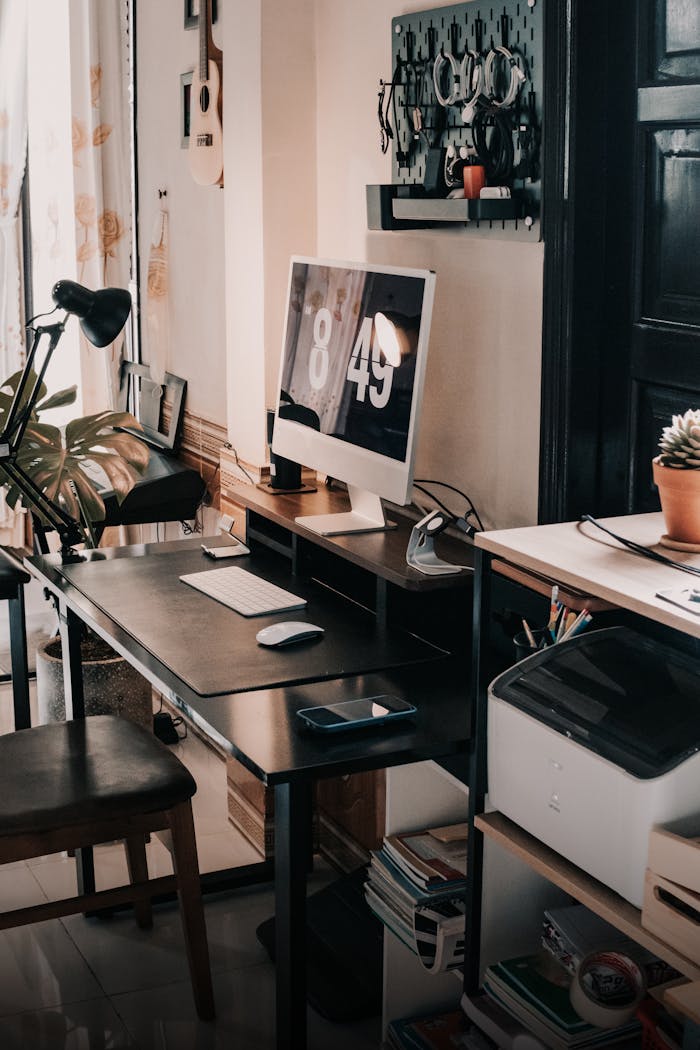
[459,50,483,123]
[484,45,526,108]
[579,514,700,578]
[432,48,462,107]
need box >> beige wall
[139,0,543,528]
[136,0,227,424]
[313,0,543,529]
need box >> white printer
[488,627,700,908]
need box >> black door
[628,1,700,510]
[540,0,700,522]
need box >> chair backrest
[117,362,187,453]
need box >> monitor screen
[272,257,435,532]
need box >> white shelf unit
[381,760,570,1036]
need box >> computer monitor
[272,256,436,536]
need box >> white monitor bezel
[272,255,436,508]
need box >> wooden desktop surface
[227,482,475,591]
[476,512,700,638]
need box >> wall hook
[158,189,167,200]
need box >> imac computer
[272,256,436,536]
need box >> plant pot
[652,458,700,547]
[36,636,152,730]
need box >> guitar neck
[199,0,210,81]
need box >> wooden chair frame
[0,797,215,1020]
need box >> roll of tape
[570,951,646,1029]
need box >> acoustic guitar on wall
[188,0,223,187]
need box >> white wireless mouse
[256,621,325,648]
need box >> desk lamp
[0,280,132,562]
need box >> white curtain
[0,0,27,541]
[0,0,28,378]
[69,0,132,410]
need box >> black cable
[382,59,403,157]
[378,79,391,153]
[579,515,700,578]
[224,443,255,486]
[472,106,514,182]
[392,64,411,168]
[413,478,484,531]
[25,304,59,328]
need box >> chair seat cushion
[0,716,196,836]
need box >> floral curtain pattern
[0,0,28,540]
[68,0,132,410]
[0,0,28,378]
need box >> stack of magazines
[364,822,467,974]
[542,903,678,988]
[481,952,640,1048]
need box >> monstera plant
[0,369,149,548]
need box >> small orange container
[463,163,486,199]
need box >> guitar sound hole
[200,85,210,112]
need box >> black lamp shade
[52,280,131,348]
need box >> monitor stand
[295,485,397,536]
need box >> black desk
[28,537,470,1050]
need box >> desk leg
[59,603,95,897]
[8,589,30,730]
[464,548,491,996]
[274,780,312,1050]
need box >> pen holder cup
[513,629,548,663]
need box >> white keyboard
[180,566,307,617]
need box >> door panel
[655,0,700,78]
[642,127,700,324]
[626,0,700,512]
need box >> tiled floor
[0,648,382,1049]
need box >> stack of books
[386,1009,473,1050]
[481,952,640,1048]
[364,822,467,974]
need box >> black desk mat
[59,548,444,697]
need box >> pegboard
[381,0,543,233]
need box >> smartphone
[296,694,417,733]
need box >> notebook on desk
[58,548,447,697]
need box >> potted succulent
[0,369,154,727]
[652,408,700,549]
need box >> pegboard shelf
[367,184,539,238]
[368,1,543,240]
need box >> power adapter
[153,711,180,745]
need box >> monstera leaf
[5,411,149,529]
[0,366,150,546]
[0,370,77,432]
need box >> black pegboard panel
[385,1,543,221]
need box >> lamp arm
[0,459,85,561]
[1,322,65,453]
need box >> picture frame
[184,0,218,30]
[180,71,193,148]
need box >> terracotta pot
[652,458,700,545]
[36,636,152,730]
